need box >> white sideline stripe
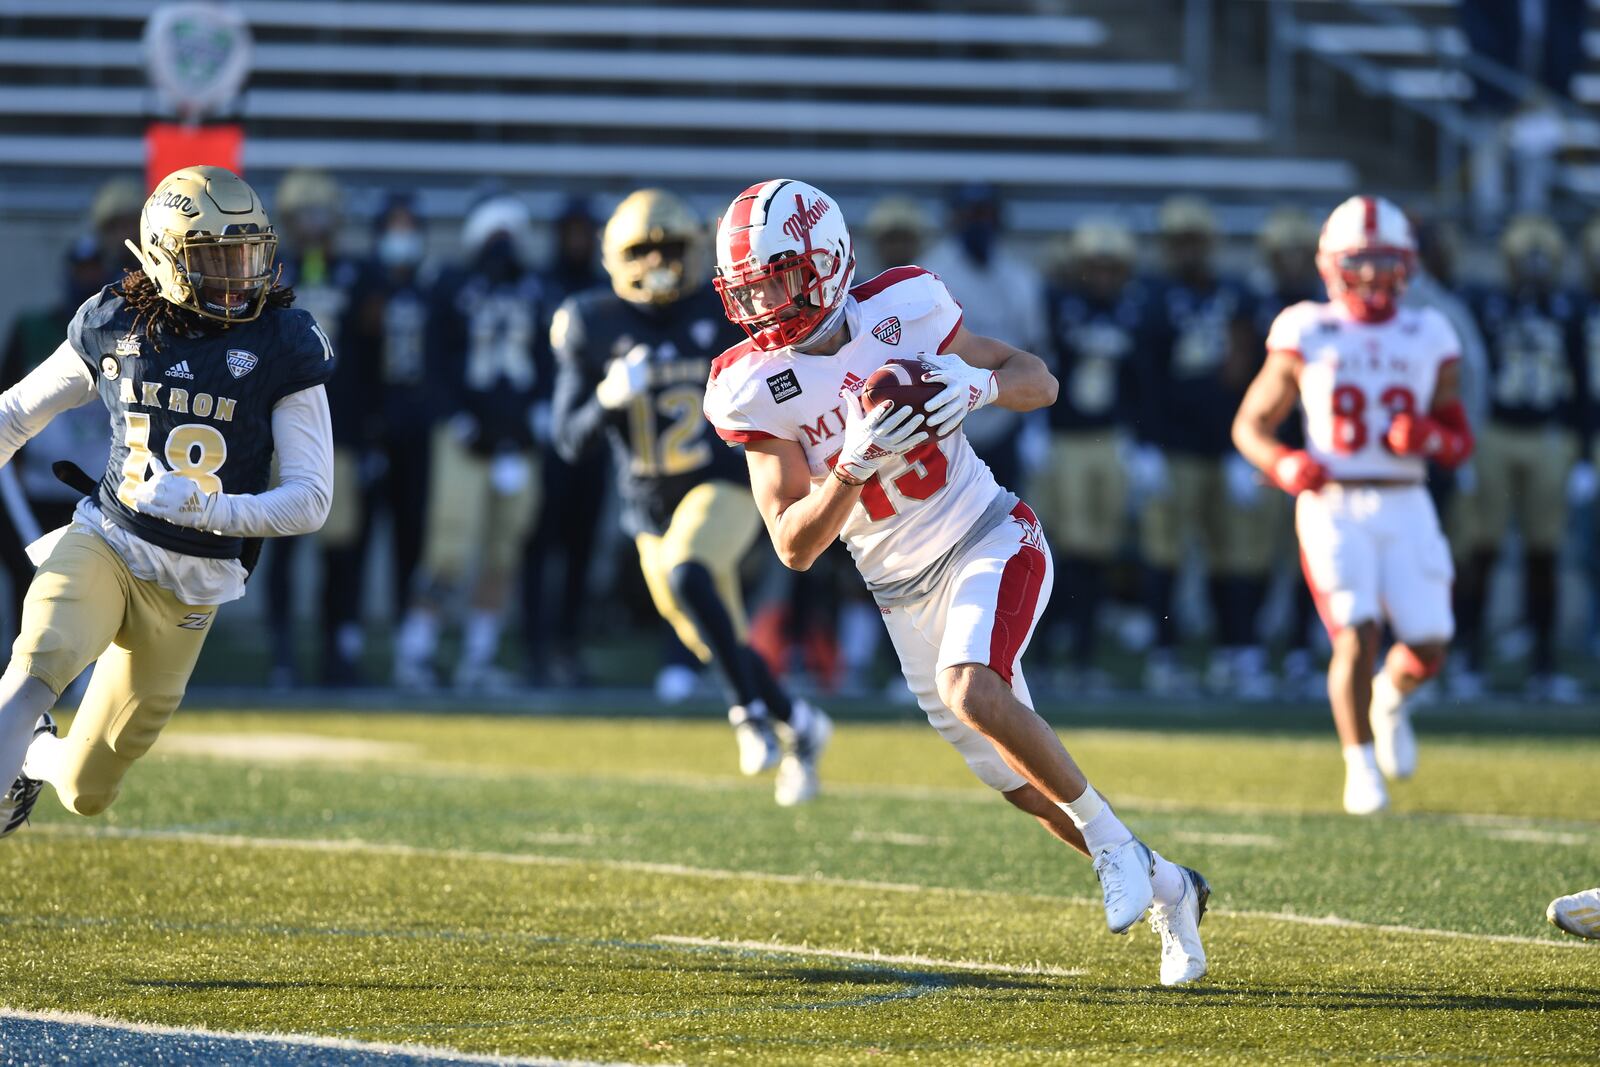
[652,935,1084,979]
[34,826,1587,951]
[0,1006,658,1066]
[1170,831,1283,848]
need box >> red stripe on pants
[1298,546,1341,638]
[987,505,1048,685]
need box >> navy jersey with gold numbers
[551,285,745,535]
[67,285,336,559]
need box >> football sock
[20,730,61,785]
[1370,670,1404,717]
[1059,555,1101,668]
[1525,550,1557,674]
[395,610,438,664]
[1343,742,1380,775]
[1058,785,1134,855]
[461,610,501,670]
[1149,851,1187,906]
[741,647,794,723]
[667,562,764,709]
[1143,567,1177,649]
[0,666,56,788]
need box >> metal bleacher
[1279,0,1600,200]
[0,0,1361,234]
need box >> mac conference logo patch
[872,316,902,345]
[766,369,802,403]
[226,349,258,378]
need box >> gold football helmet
[1500,213,1565,263]
[126,165,277,323]
[603,188,703,305]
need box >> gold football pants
[634,481,762,663]
[12,531,215,816]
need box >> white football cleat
[1547,887,1600,940]
[1094,838,1155,934]
[1,713,58,840]
[1343,759,1389,815]
[774,702,831,807]
[1149,865,1210,986]
[1368,672,1417,780]
[729,702,780,776]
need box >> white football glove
[920,352,999,435]
[1126,443,1170,501]
[489,452,531,496]
[835,391,928,484]
[596,343,652,410]
[1567,460,1598,506]
[1223,451,1262,506]
[130,460,230,532]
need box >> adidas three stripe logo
[166,360,194,379]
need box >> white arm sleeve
[208,385,334,537]
[0,341,97,468]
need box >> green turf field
[2,709,1598,1064]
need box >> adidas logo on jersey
[165,360,194,380]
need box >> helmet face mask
[714,180,854,351]
[129,166,278,324]
[603,189,703,305]
[716,247,842,350]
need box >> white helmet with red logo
[1316,194,1415,321]
[714,179,855,350]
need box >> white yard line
[1170,831,1283,848]
[849,829,952,847]
[33,825,1588,951]
[155,745,1600,830]
[1475,827,1591,846]
[0,1006,661,1066]
[652,934,1084,978]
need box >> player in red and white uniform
[1234,195,1471,815]
[704,179,1210,986]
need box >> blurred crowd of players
[3,172,1596,703]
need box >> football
[861,357,948,437]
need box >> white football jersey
[704,266,1002,588]
[1268,300,1461,481]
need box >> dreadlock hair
[117,267,295,351]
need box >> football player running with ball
[1234,196,1470,815]
[0,166,335,836]
[552,189,829,805]
[704,179,1210,986]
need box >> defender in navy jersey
[552,189,827,805]
[1035,218,1147,685]
[0,166,334,837]
[1461,216,1592,698]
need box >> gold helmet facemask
[603,188,703,305]
[126,165,278,324]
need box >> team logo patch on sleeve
[872,316,902,345]
[225,349,258,378]
[766,369,803,403]
[99,355,120,381]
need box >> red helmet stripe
[1362,196,1377,237]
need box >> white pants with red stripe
[1296,484,1454,643]
[880,501,1053,793]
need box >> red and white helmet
[714,179,855,350]
[1316,195,1416,322]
